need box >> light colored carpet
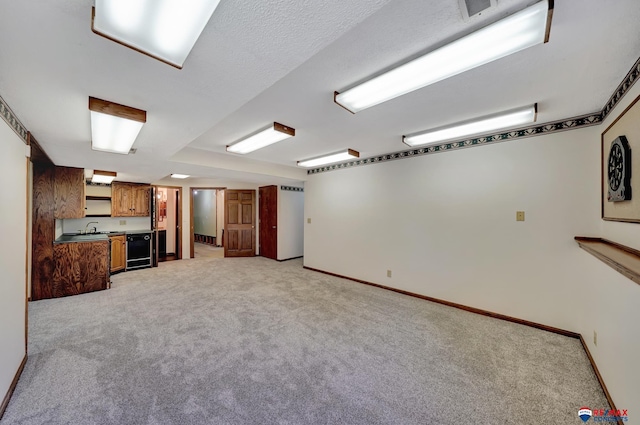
[3,257,609,424]
[194,242,224,259]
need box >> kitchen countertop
[54,230,152,244]
[54,233,109,244]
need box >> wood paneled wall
[31,163,54,301]
[29,133,55,301]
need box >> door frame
[151,185,183,260]
[190,187,226,258]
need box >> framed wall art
[602,92,640,222]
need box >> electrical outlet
[119,220,126,225]
[307,218,311,224]
[387,270,392,278]
[593,331,598,346]
[516,211,525,221]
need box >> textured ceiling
[1,0,639,184]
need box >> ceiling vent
[459,0,496,20]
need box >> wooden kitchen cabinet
[109,234,126,273]
[54,166,85,219]
[132,184,150,216]
[111,183,131,216]
[111,182,150,217]
[52,240,110,297]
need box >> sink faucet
[84,221,99,234]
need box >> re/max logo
[593,410,628,417]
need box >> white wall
[590,80,640,416]
[54,219,63,239]
[277,187,304,260]
[0,119,27,404]
[166,188,177,254]
[216,190,225,245]
[62,216,151,233]
[304,114,640,415]
[193,189,217,236]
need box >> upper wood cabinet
[111,183,132,217]
[54,166,85,219]
[132,185,150,216]
[111,182,150,217]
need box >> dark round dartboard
[608,143,624,191]
[607,135,631,202]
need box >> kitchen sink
[69,231,122,235]
[56,233,109,242]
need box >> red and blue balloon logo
[578,407,593,422]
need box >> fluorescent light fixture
[226,122,295,154]
[334,0,552,113]
[298,149,360,168]
[92,0,221,69]
[91,170,117,184]
[403,104,537,147]
[171,174,190,179]
[89,97,146,155]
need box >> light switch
[307,218,311,224]
[516,211,525,221]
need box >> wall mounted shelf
[574,236,640,285]
[85,183,112,217]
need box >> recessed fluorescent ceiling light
[171,174,190,179]
[298,149,360,168]
[226,123,295,154]
[92,0,221,69]
[334,0,552,113]
[89,97,146,155]
[91,170,117,184]
[403,104,537,147]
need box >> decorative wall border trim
[309,54,640,175]
[0,95,28,142]
[281,185,304,192]
[308,112,602,174]
[602,56,640,120]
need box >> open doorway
[155,186,182,262]
[190,187,225,259]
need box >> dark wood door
[225,190,256,257]
[259,185,277,260]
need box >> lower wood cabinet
[109,234,126,273]
[52,241,110,298]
